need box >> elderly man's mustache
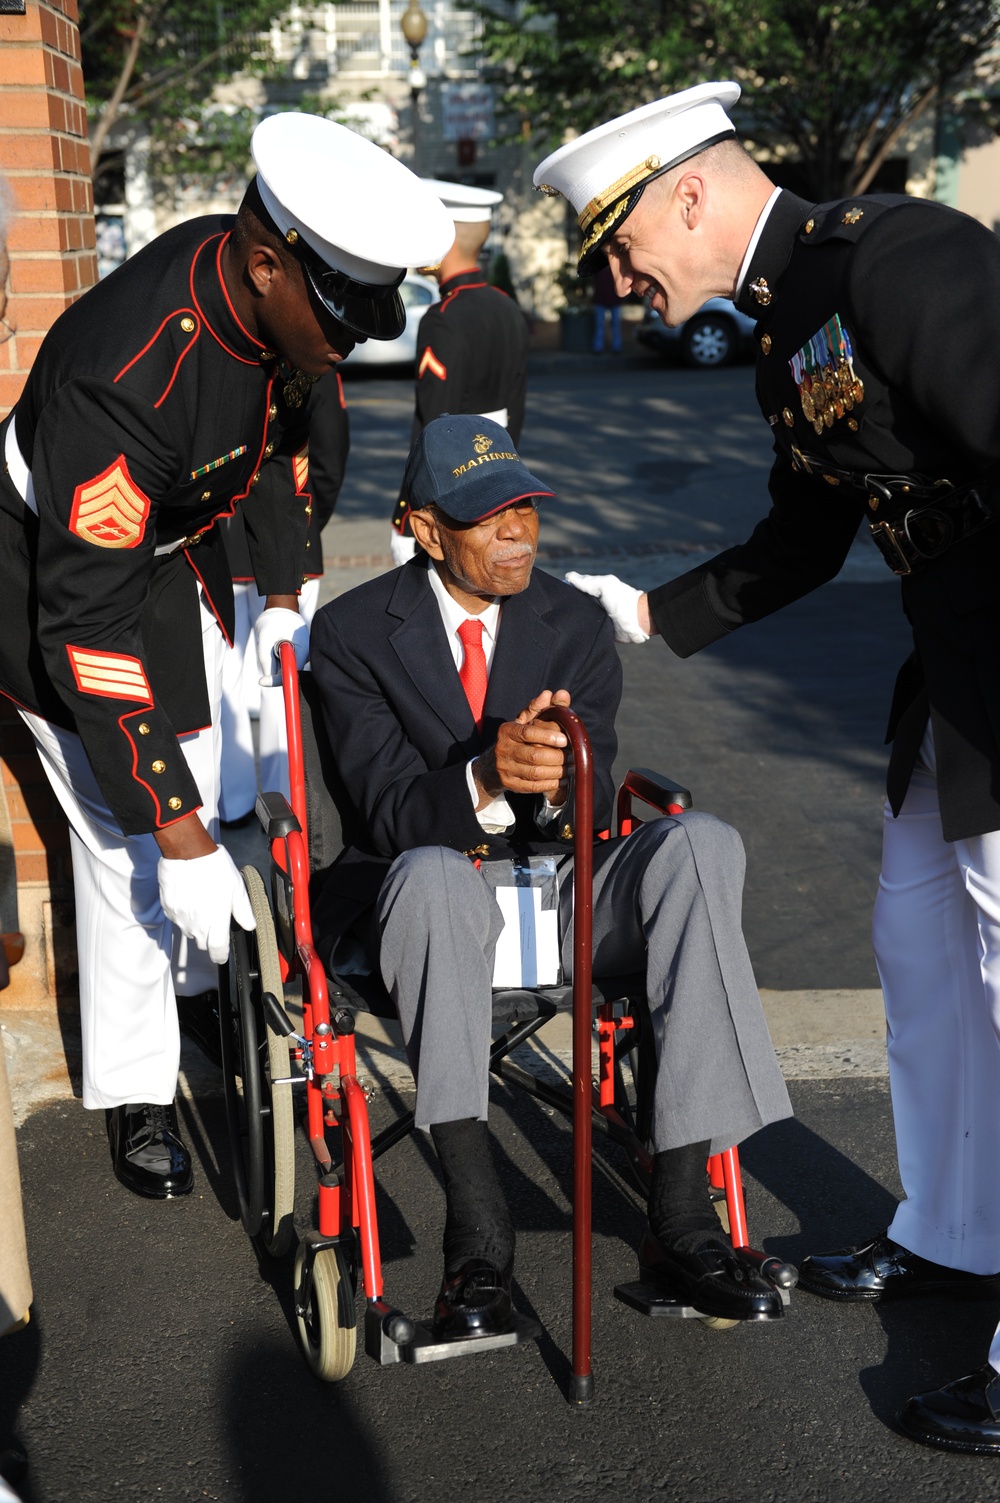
[491,542,535,562]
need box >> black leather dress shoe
[177,991,222,1068]
[639,1228,783,1321]
[798,1234,1000,1302]
[898,1365,1000,1454]
[433,1259,514,1340]
[106,1102,193,1199]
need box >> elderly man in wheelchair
[308,413,793,1344]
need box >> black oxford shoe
[433,1259,514,1341]
[177,990,222,1068]
[798,1234,1000,1302]
[106,1102,193,1199]
[638,1228,783,1322]
[898,1365,1000,1454]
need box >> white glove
[390,530,417,567]
[255,607,309,687]
[564,571,650,644]
[158,845,256,966]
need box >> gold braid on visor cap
[578,155,663,234]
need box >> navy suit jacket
[308,554,622,948]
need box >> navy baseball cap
[402,415,554,523]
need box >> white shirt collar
[734,184,782,301]
[426,561,502,670]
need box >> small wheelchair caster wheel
[698,1314,739,1331]
[294,1243,358,1381]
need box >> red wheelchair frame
[223,642,789,1403]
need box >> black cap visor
[302,255,407,340]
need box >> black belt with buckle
[866,482,997,576]
[789,446,998,577]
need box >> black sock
[647,1140,730,1257]
[430,1118,515,1276]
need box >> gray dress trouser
[376,812,792,1149]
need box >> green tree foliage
[482,0,1000,198]
[81,0,289,180]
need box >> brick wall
[1,0,96,1006]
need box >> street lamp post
[400,1,428,173]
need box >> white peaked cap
[251,113,455,286]
[533,83,741,271]
[420,179,504,223]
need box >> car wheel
[681,313,736,368]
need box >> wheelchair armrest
[619,767,693,816]
[255,791,302,840]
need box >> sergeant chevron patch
[293,444,309,492]
[66,646,152,701]
[69,455,150,549]
[418,347,447,381]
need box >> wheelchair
[221,643,794,1404]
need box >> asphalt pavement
[4,349,984,1503]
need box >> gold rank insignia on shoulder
[749,278,772,307]
[842,208,864,226]
[463,843,491,859]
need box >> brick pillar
[0,0,97,1007]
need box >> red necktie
[457,617,488,730]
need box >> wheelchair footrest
[365,1298,540,1365]
[614,1279,791,1316]
[613,1281,704,1319]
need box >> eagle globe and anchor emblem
[473,434,493,455]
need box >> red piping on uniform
[115,312,197,386]
[187,235,261,365]
[153,318,200,409]
[183,548,234,648]
[119,708,199,829]
[439,280,488,313]
[214,234,272,357]
[336,371,346,409]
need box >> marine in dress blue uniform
[0,113,452,1198]
[536,82,1000,1452]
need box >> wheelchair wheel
[222,865,296,1258]
[294,1242,357,1381]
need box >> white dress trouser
[875,724,1000,1289]
[219,576,320,819]
[20,591,225,1110]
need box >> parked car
[634,296,756,369]
[346,272,440,368]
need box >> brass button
[151,759,166,773]
[869,496,879,511]
[804,218,815,234]
[304,503,313,516]
[168,796,183,811]
[180,316,196,333]
[138,722,150,735]
[760,334,772,355]
[305,540,311,550]
[268,404,278,422]
[848,417,859,431]
[782,408,794,426]
[560,823,573,841]
[285,228,299,244]
[259,349,275,362]
[201,490,211,501]
[263,441,275,459]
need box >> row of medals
[799,359,864,435]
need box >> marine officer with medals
[0,114,453,1198]
[535,82,1000,1453]
[390,180,529,564]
